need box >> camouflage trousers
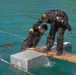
[20,39,28,52]
[20,39,37,52]
[46,27,65,51]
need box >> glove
[29,28,34,33]
[69,30,72,34]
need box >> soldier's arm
[32,19,43,29]
[55,16,72,34]
[66,23,72,34]
[29,19,43,33]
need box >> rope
[0,58,34,75]
[0,58,10,65]
[0,30,25,40]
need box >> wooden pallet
[28,46,76,63]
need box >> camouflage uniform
[20,28,43,51]
[32,9,72,52]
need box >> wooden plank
[28,46,76,63]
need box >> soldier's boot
[56,45,63,56]
[56,51,63,56]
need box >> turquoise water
[0,0,76,75]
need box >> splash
[44,57,55,67]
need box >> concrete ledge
[10,50,45,70]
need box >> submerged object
[0,42,13,48]
[5,42,13,48]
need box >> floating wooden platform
[28,46,76,63]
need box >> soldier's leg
[56,28,65,55]
[46,35,55,50]
[20,39,28,52]
[46,27,57,50]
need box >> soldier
[20,24,48,52]
[30,9,72,56]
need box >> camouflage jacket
[32,9,72,32]
[26,28,43,47]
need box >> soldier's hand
[29,28,34,33]
[69,30,72,34]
